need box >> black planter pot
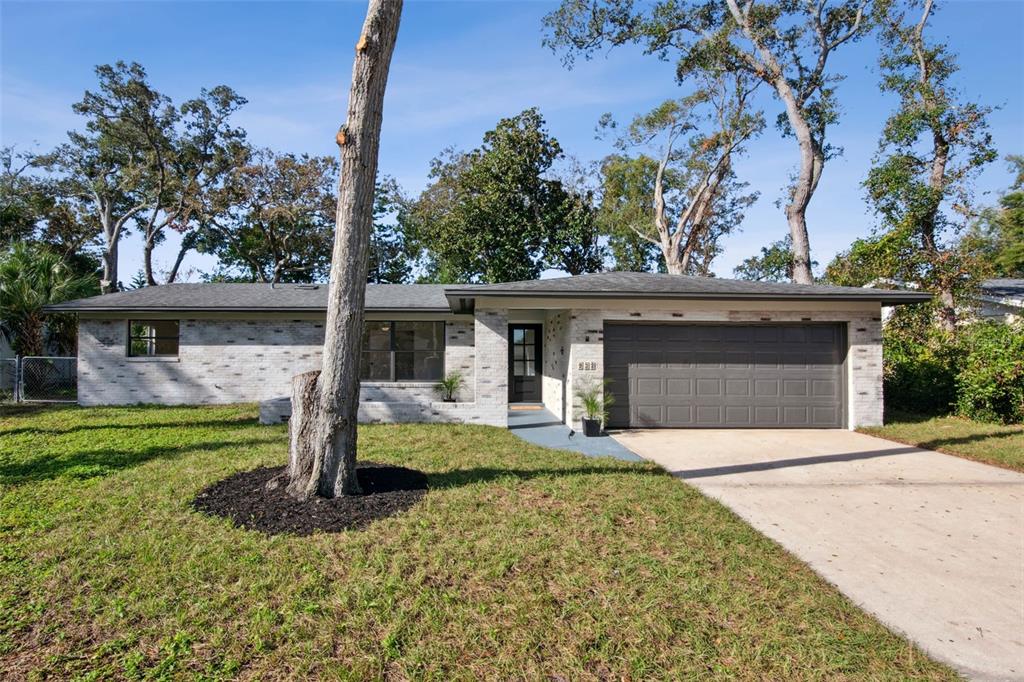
[581,418,602,437]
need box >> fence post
[16,356,21,403]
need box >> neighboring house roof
[444,271,931,310]
[979,278,1024,306]
[45,271,931,315]
[45,283,453,314]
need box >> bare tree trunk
[779,86,819,285]
[144,236,157,286]
[101,236,118,294]
[285,0,403,500]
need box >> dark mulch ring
[192,462,428,536]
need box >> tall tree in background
[408,108,602,283]
[861,0,996,330]
[544,0,869,283]
[368,176,413,283]
[599,74,762,275]
[972,156,1024,278]
[45,62,246,292]
[285,0,403,500]
[1,147,101,269]
[733,235,818,282]
[137,86,247,285]
[597,155,663,272]
[200,149,338,283]
[46,63,175,293]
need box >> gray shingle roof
[45,283,452,313]
[980,278,1024,301]
[444,271,931,306]
[45,272,931,314]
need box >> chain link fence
[0,358,17,402]
[0,357,78,403]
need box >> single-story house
[976,278,1024,324]
[46,271,930,430]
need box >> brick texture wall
[78,317,485,417]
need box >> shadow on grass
[0,436,280,485]
[426,464,664,489]
[0,416,260,438]
[916,429,1021,452]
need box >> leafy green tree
[137,85,248,285]
[0,242,97,356]
[597,154,663,272]
[368,177,413,283]
[543,180,606,275]
[199,149,338,284]
[44,62,176,293]
[1,147,101,267]
[972,156,1024,278]
[44,62,246,292]
[599,74,762,275]
[544,0,869,284]
[862,0,997,330]
[408,108,602,283]
[733,235,817,282]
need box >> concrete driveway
[613,428,1024,681]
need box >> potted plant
[575,379,614,437]
[435,370,465,402]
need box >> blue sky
[1,0,1022,282]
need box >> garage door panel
[783,380,808,397]
[635,377,663,395]
[724,405,752,425]
[695,405,722,423]
[695,378,722,396]
[665,405,694,424]
[604,323,845,429]
[725,379,751,396]
[666,378,692,395]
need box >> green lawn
[1,405,953,680]
[861,412,1024,472]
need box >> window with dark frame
[360,321,445,382]
[128,320,180,357]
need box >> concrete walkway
[613,428,1024,681]
[507,407,642,461]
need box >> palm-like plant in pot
[575,379,614,437]
[435,370,465,402]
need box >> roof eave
[43,305,455,314]
[444,290,933,308]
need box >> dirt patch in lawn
[192,462,427,536]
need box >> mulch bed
[192,462,428,536]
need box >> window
[360,321,445,381]
[128,320,179,357]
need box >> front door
[509,324,542,402]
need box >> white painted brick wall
[472,308,509,427]
[542,310,569,419]
[77,317,492,421]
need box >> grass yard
[1,404,954,680]
[862,411,1024,472]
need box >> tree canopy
[407,108,603,283]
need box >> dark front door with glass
[509,324,542,403]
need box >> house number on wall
[577,361,597,371]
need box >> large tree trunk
[285,0,402,500]
[779,85,819,286]
[100,237,118,294]
[144,236,157,286]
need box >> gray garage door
[604,323,846,428]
